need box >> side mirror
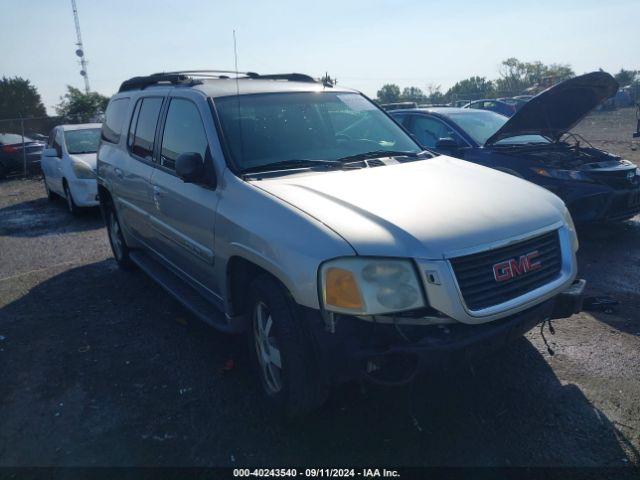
[435,137,459,150]
[176,152,205,184]
[43,148,58,157]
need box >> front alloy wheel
[253,301,283,395]
[247,275,328,419]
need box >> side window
[410,116,464,148]
[102,98,130,144]
[160,99,208,171]
[129,97,163,161]
[53,130,63,156]
[391,113,407,127]
[47,129,55,148]
[127,100,142,148]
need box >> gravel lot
[1,122,639,467]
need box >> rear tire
[63,182,80,215]
[105,203,134,270]
[247,274,328,420]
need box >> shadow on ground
[0,195,103,238]
[0,259,635,467]
[576,218,640,337]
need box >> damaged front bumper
[566,186,640,224]
[309,279,586,386]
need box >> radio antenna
[70,0,90,94]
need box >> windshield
[446,110,549,145]
[64,128,101,154]
[214,92,422,171]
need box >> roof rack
[250,73,317,83]
[118,70,322,92]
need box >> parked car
[380,101,418,111]
[391,72,639,225]
[0,133,45,178]
[41,124,102,214]
[98,71,584,417]
[463,99,517,117]
[498,96,531,111]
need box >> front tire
[248,275,328,419]
[106,204,134,270]
[44,176,56,201]
[63,182,80,215]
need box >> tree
[446,76,495,102]
[614,68,637,87]
[426,83,445,104]
[55,86,109,122]
[495,58,574,94]
[376,84,401,103]
[401,86,426,104]
[0,76,46,119]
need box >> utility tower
[70,0,90,94]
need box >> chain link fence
[0,114,102,179]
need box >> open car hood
[485,72,618,146]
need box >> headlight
[561,206,579,252]
[531,167,593,183]
[71,159,96,179]
[319,257,425,315]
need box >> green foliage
[376,84,401,103]
[494,58,574,94]
[401,86,426,104]
[55,86,109,122]
[0,76,46,119]
[446,76,495,102]
[614,69,637,87]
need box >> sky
[1,0,638,114]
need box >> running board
[129,251,243,333]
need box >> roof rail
[118,73,193,92]
[162,69,258,77]
[250,73,317,83]
[118,71,321,92]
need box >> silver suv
[97,71,585,417]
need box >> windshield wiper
[335,150,426,163]
[242,158,350,176]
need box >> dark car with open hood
[391,72,640,225]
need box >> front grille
[450,230,562,311]
[590,169,638,189]
[605,191,640,221]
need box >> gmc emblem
[493,251,542,282]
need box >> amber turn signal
[324,267,364,310]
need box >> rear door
[116,95,164,243]
[148,93,220,298]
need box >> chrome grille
[450,230,562,311]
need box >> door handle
[114,167,123,178]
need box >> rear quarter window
[102,98,130,144]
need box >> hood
[253,157,566,259]
[70,153,97,170]
[485,72,619,145]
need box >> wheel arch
[226,254,294,326]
